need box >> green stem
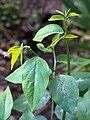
[51,48,57,120]
[62,18,70,120]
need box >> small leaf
[4,44,23,70]
[0,87,13,120]
[48,15,64,21]
[22,57,51,111]
[71,72,90,91]
[56,10,64,16]
[19,109,36,120]
[37,43,52,53]
[65,34,78,39]
[76,89,90,120]
[49,75,79,114]
[57,54,90,66]
[33,24,64,42]
[68,12,79,17]
[36,115,47,120]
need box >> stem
[51,48,57,120]
[62,111,66,120]
[62,19,70,120]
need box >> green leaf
[22,57,51,111]
[49,75,79,114]
[36,115,47,120]
[48,15,64,21]
[37,43,52,53]
[68,12,79,17]
[33,24,64,42]
[0,87,13,120]
[71,72,90,91]
[55,105,78,120]
[57,54,90,67]
[76,89,90,120]
[13,90,51,112]
[5,64,23,84]
[13,94,30,112]
[19,109,36,120]
[65,34,78,39]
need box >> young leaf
[56,10,64,16]
[19,109,36,120]
[65,34,78,39]
[37,43,53,53]
[33,24,64,42]
[22,57,51,111]
[57,54,90,66]
[71,72,90,91]
[68,12,79,17]
[49,75,79,114]
[0,87,13,120]
[48,15,64,21]
[76,89,90,120]
[4,44,23,70]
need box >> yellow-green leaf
[48,15,64,21]
[68,12,79,17]
[48,35,65,48]
[65,34,78,39]
[5,45,23,70]
[37,43,52,53]
[56,10,64,16]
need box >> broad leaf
[19,109,36,120]
[33,24,64,42]
[36,115,47,120]
[22,57,51,111]
[49,75,79,114]
[48,15,64,21]
[55,105,78,120]
[71,72,90,91]
[37,43,52,53]
[76,89,90,120]
[0,87,13,120]
[65,34,78,39]
[57,54,90,66]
